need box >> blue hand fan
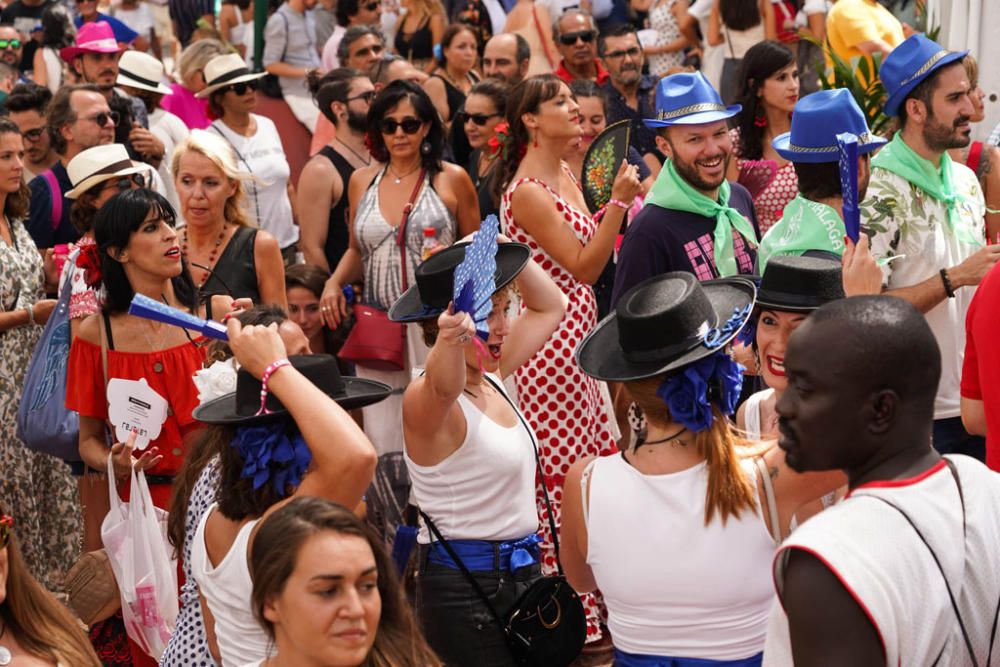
[453,214,500,341]
[837,132,860,243]
[128,293,229,341]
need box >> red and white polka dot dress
[501,177,618,642]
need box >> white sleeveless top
[743,388,774,440]
[405,373,538,544]
[586,455,776,659]
[765,455,1000,666]
[191,505,270,667]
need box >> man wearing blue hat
[611,71,759,307]
[756,88,886,271]
[861,33,999,460]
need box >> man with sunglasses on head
[321,0,383,70]
[553,10,608,85]
[482,33,530,85]
[6,82,56,182]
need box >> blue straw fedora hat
[643,71,742,129]
[882,33,968,118]
[772,89,887,163]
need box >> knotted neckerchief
[872,133,982,246]
[757,195,846,271]
[645,159,758,276]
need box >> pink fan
[737,159,778,199]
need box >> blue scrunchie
[656,351,745,433]
[232,420,313,494]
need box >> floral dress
[500,178,618,642]
[0,218,81,592]
[731,127,799,236]
[647,0,684,78]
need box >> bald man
[482,33,529,85]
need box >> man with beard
[756,89,885,270]
[861,34,999,460]
[6,82,57,182]
[611,71,759,306]
[0,25,28,81]
[764,295,1000,666]
[482,33,529,85]
[297,68,375,272]
[598,25,660,172]
[552,10,608,84]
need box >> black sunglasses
[559,30,596,46]
[21,127,44,142]
[347,90,377,104]
[79,110,120,128]
[380,117,423,135]
[362,1,379,10]
[605,46,641,60]
[223,80,258,96]
[101,173,146,193]
[458,111,500,127]
[0,39,21,50]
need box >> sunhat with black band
[196,53,267,99]
[881,33,968,118]
[194,354,392,425]
[117,50,173,96]
[642,71,741,129]
[576,272,756,382]
[65,144,150,200]
[755,255,845,313]
[388,241,531,322]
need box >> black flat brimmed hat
[388,241,531,323]
[756,255,844,313]
[576,272,756,382]
[193,354,392,425]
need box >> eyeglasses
[78,110,120,128]
[222,80,258,96]
[0,514,12,549]
[21,127,44,142]
[605,46,641,60]
[351,44,384,60]
[559,30,596,46]
[101,173,146,193]
[346,90,377,104]
[458,111,500,126]
[362,1,380,10]
[0,39,21,50]
[379,117,423,135]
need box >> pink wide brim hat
[60,21,123,62]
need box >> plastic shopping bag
[101,455,178,659]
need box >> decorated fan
[582,120,631,213]
[453,214,500,341]
[837,132,860,243]
[737,159,778,199]
[128,293,229,341]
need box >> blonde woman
[392,0,447,72]
[162,38,230,130]
[172,130,287,306]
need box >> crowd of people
[0,0,999,666]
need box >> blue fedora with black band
[773,89,887,163]
[643,72,742,128]
[882,33,968,118]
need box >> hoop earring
[421,139,431,155]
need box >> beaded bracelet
[609,198,630,210]
[255,359,292,415]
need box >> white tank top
[765,455,1000,666]
[743,388,774,440]
[406,374,538,543]
[191,505,270,667]
[586,454,776,660]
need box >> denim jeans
[416,543,543,667]
[932,416,985,461]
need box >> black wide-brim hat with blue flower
[388,241,531,323]
[576,272,756,382]
[193,354,392,425]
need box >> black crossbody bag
[420,374,587,666]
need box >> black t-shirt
[611,182,759,308]
[26,160,75,249]
[2,0,53,72]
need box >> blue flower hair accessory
[703,303,753,349]
[232,420,313,494]
[656,351,745,433]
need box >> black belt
[145,474,176,486]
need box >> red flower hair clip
[487,122,511,161]
[76,242,103,288]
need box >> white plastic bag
[101,456,178,659]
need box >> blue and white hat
[773,89,887,163]
[882,33,968,118]
[643,72,742,128]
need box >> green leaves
[803,33,890,136]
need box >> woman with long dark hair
[462,78,508,221]
[248,497,442,666]
[497,74,640,644]
[709,0,775,105]
[33,4,74,93]
[726,40,799,236]
[426,23,480,131]
[286,263,339,356]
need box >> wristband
[25,304,34,326]
[609,198,630,210]
[256,359,292,415]
[940,268,956,298]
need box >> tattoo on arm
[769,465,779,480]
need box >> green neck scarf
[757,195,845,271]
[644,159,759,277]
[872,133,981,245]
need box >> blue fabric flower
[232,421,313,494]
[657,352,746,432]
[712,353,745,416]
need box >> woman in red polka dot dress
[495,75,641,643]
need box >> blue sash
[613,649,763,667]
[427,534,542,573]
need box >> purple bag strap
[41,169,62,230]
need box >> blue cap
[773,89,887,163]
[643,71,741,128]
[882,33,968,118]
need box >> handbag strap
[531,4,556,69]
[396,169,426,293]
[755,456,782,545]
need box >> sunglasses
[605,46,641,60]
[559,30,596,46]
[458,111,500,127]
[347,90,377,104]
[101,173,146,193]
[0,39,21,50]
[379,117,423,135]
[362,1,379,10]
[0,514,12,549]
[22,127,44,142]
[222,80,258,96]
[79,110,120,128]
